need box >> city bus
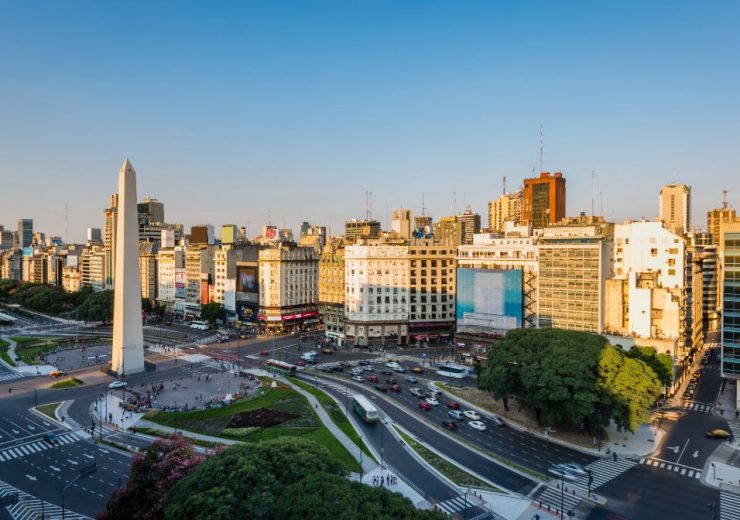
[351,394,379,424]
[265,359,297,376]
[189,321,209,330]
[436,362,468,379]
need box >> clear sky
[1,1,738,242]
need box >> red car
[367,375,380,383]
[441,420,459,430]
[419,401,432,411]
[389,384,401,393]
[260,350,270,356]
[446,401,460,410]
[296,360,306,367]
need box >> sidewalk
[431,381,660,459]
[1,335,25,368]
[715,378,740,449]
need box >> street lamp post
[62,463,97,519]
[463,488,472,520]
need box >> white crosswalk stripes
[720,488,740,520]
[0,432,80,463]
[571,458,636,492]
[639,457,702,480]
[535,484,581,516]
[435,494,476,515]
[681,400,713,413]
[0,478,90,520]
[0,370,24,382]
[313,355,419,371]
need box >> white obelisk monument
[110,159,145,375]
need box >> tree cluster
[100,436,445,520]
[75,290,114,324]
[200,302,226,325]
[480,328,662,433]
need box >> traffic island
[35,401,63,421]
[49,377,85,389]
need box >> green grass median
[35,401,62,421]
[0,339,14,367]
[50,377,85,389]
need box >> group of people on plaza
[372,474,398,487]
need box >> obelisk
[110,159,145,375]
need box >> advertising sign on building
[456,268,523,336]
[236,266,258,293]
[236,302,257,322]
[174,268,186,299]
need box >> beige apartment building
[659,183,691,236]
[103,194,118,289]
[184,245,216,317]
[433,217,463,246]
[538,216,614,332]
[344,241,409,347]
[408,240,456,344]
[258,244,319,332]
[319,238,346,344]
[139,242,158,301]
[62,265,81,293]
[488,191,522,233]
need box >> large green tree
[76,289,113,324]
[164,437,443,520]
[200,302,225,326]
[625,345,673,387]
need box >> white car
[425,397,439,406]
[363,365,374,372]
[351,375,364,382]
[468,421,487,431]
[385,362,401,370]
[463,410,480,421]
[108,381,127,389]
[410,388,425,398]
[448,410,464,420]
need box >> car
[386,377,398,384]
[468,421,487,431]
[375,385,387,392]
[463,410,480,421]
[392,366,407,373]
[412,366,424,374]
[385,362,401,369]
[296,360,306,367]
[367,375,380,383]
[410,387,425,398]
[558,463,587,478]
[260,350,270,356]
[49,370,66,378]
[705,428,732,439]
[405,375,418,383]
[363,365,374,372]
[488,414,505,427]
[352,375,364,382]
[321,366,335,373]
[548,463,581,481]
[419,401,432,411]
[350,367,364,375]
[43,433,59,445]
[381,369,393,376]
[322,348,333,355]
[425,397,439,406]
[389,384,401,392]
[108,380,128,389]
[441,420,459,431]
[446,401,460,410]
[448,410,464,420]
[358,360,370,366]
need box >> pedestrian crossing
[435,494,477,515]
[720,487,740,520]
[727,421,740,444]
[313,355,419,371]
[0,432,80,463]
[534,483,581,517]
[0,478,90,520]
[639,457,702,479]
[0,369,24,383]
[681,400,713,413]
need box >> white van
[190,321,209,331]
[301,352,317,363]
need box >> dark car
[386,377,398,384]
[389,384,401,392]
[260,350,270,356]
[43,433,59,445]
[441,420,459,431]
[446,401,460,410]
[381,369,393,376]
[375,385,388,393]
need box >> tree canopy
[625,345,673,387]
[163,437,444,520]
[76,290,113,324]
[200,302,225,325]
[479,328,662,433]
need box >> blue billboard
[456,268,523,335]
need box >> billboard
[236,302,258,322]
[236,266,258,293]
[175,268,186,300]
[456,268,523,336]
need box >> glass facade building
[721,226,740,378]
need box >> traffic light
[612,451,617,462]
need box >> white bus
[190,321,209,330]
[436,362,468,379]
[351,394,379,424]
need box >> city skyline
[1,2,739,241]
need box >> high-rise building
[457,207,481,245]
[408,239,456,343]
[137,197,165,226]
[488,191,522,233]
[0,229,14,250]
[708,207,737,246]
[139,242,159,301]
[414,215,433,233]
[344,242,409,347]
[720,221,740,381]
[392,209,413,239]
[103,194,118,289]
[318,238,346,345]
[156,246,184,307]
[659,183,691,236]
[522,172,566,228]
[221,224,238,245]
[258,244,319,332]
[17,219,33,248]
[433,217,463,246]
[299,223,327,252]
[86,227,102,245]
[344,219,381,243]
[190,224,215,245]
[538,216,613,332]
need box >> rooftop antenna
[591,169,595,217]
[672,169,677,184]
[600,191,604,217]
[722,189,729,209]
[268,209,272,226]
[503,176,506,196]
[369,191,373,220]
[453,191,457,215]
[539,124,544,173]
[64,201,68,243]
[421,193,427,216]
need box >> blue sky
[1,1,738,242]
